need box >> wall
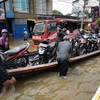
[13,18,29,38]
[46,0,52,15]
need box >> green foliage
[96,18,100,28]
[84,10,91,18]
[66,13,71,16]
[53,10,63,15]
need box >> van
[32,19,60,46]
[32,19,78,46]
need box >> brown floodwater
[9,37,37,52]
[0,38,100,100]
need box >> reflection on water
[0,55,100,100]
[9,37,37,52]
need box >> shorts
[0,69,12,92]
[0,73,12,83]
[0,81,3,93]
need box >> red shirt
[69,33,77,37]
[91,21,98,29]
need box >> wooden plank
[7,50,100,76]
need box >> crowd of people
[56,19,99,78]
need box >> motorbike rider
[56,20,67,44]
[77,28,85,39]
[90,19,99,35]
[0,29,10,52]
[0,53,16,93]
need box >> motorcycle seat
[4,44,28,56]
[48,42,56,52]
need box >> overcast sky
[53,0,73,15]
[53,0,99,15]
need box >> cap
[1,29,8,33]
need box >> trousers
[57,58,69,76]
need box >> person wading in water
[56,35,72,78]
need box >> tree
[84,10,91,18]
[53,10,63,15]
[96,18,100,29]
[66,13,71,16]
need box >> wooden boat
[8,50,100,76]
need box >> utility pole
[99,0,100,17]
[81,0,87,29]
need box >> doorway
[27,20,35,38]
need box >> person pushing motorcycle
[57,35,72,78]
[0,52,16,93]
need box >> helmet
[59,20,66,28]
[79,28,84,32]
[1,29,8,33]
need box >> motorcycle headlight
[39,47,46,55]
[75,42,78,46]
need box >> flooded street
[0,38,100,100]
[9,37,37,52]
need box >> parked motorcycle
[2,43,30,69]
[31,40,57,65]
[90,33,99,51]
[69,36,78,57]
[77,34,91,55]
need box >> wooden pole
[81,0,87,29]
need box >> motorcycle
[31,40,57,65]
[90,33,100,51]
[69,36,78,57]
[2,43,30,69]
[77,34,91,55]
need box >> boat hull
[8,50,100,76]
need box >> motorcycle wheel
[31,54,43,66]
[32,60,43,66]
[16,56,29,67]
[78,47,87,55]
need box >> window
[13,0,29,12]
[48,22,58,33]
[33,22,46,35]
[35,0,46,14]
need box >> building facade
[0,0,52,38]
[72,0,99,14]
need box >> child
[23,28,28,41]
